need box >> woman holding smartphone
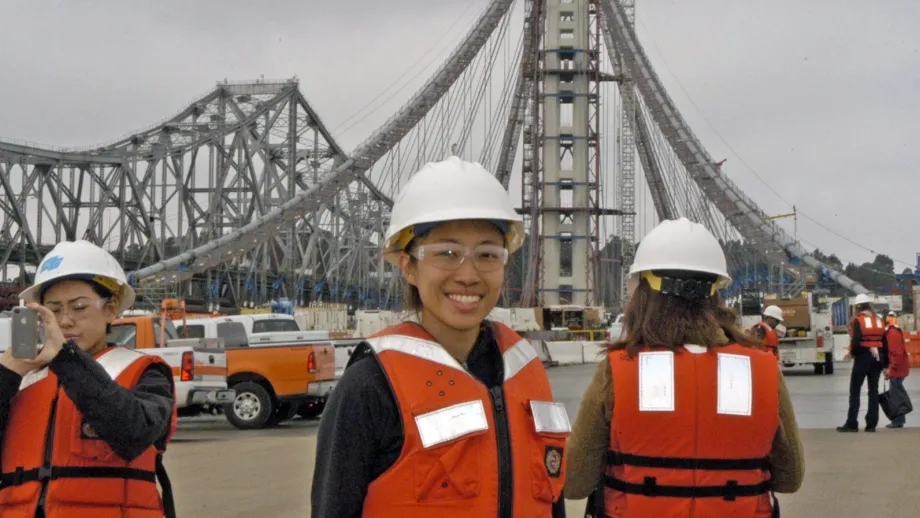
[0,240,177,518]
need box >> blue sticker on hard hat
[39,256,63,273]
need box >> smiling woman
[311,156,572,518]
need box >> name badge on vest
[544,446,563,478]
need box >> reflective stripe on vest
[19,347,147,392]
[366,334,541,384]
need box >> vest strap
[606,450,771,471]
[0,465,156,488]
[156,454,177,518]
[604,474,772,501]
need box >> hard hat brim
[20,275,136,316]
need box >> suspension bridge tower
[521,0,615,307]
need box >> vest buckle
[37,466,52,481]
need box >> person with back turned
[311,156,571,518]
[564,218,804,517]
[837,293,887,433]
[0,240,177,518]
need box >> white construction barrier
[545,341,606,365]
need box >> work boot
[865,427,876,432]
[885,423,904,429]
[836,425,858,433]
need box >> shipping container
[832,298,849,327]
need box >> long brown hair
[607,276,762,357]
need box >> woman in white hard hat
[565,218,804,518]
[311,156,571,518]
[0,240,177,518]
[837,293,887,433]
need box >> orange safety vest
[852,312,885,349]
[359,322,571,517]
[751,322,779,358]
[604,344,779,517]
[0,346,178,518]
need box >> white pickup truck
[109,314,236,417]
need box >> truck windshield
[109,324,137,348]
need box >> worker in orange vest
[837,293,887,432]
[311,156,570,518]
[564,218,804,517]
[0,241,177,518]
[750,305,784,358]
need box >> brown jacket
[563,331,806,499]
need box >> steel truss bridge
[0,0,868,311]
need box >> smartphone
[10,306,41,359]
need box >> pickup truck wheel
[225,382,273,430]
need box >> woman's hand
[18,303,68,369]
[0,304,66,376]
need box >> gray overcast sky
[1,0,917,272]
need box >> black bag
[880,379,913,420]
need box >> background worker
[750,305,784,358]
[837,293,887,433]
[0,240,177,518]
[565,218,804,517]
[883,316,909,428]
[311,157,570,518]
[886,311,898,327]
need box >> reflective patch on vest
[544,446,563,478]
[96,347,147,381]
[367,335,468,375]
[503,339,538,381]
[638,351,675,412]
[414,400,489,449]
[717,353,753,416]
[530,400,572,434]
[19,366,49,391]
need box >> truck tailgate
[313,344,336,382]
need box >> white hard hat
[763,305,784,322]
[627,218,731,295]
[775,323,787,338]
[853,293,872,306]
[20,240,136,314]
[889,311,897,317]
[383,156,524,265]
